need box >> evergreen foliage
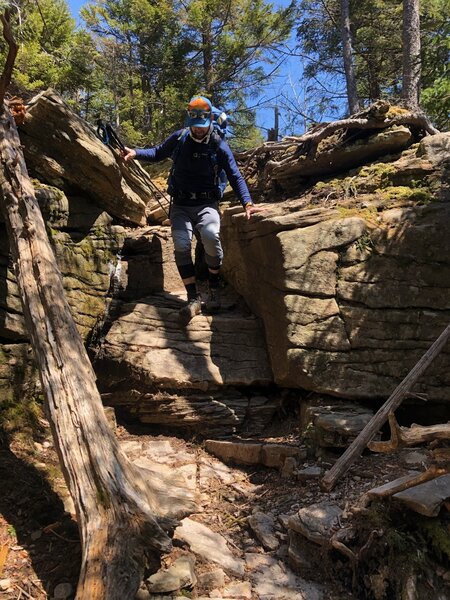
[10,0,74,90]
[78,0,294,145]
[0,0,447,146]
[296,0,449,129]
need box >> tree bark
[238,100,439,169]
[402,0,421,110]
[339,0,360,114]
[202,25,214,93]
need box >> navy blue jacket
[135,129,253,207]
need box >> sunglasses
[187,109,211,119]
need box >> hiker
[122,95,261,325]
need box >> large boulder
[92,241,275,435]
[19,89,155,225]
[222,133,450,401]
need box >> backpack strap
[171,128,190,165]
[168,128,189,195]
[207,130,222,187]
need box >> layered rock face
[222,133,450,401]
[91,228,275,436]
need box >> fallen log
[238,100,439,166]
[368,413,450,452]
[320,322,450,492]
[367,465,448,498]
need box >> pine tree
[7,0,76,91]
[402,0,421,109]
[339,0,359,113]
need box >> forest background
[1,0,449,150]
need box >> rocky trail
[1,413,447,600]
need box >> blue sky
[69,0,86,21]
[67,0,300,137]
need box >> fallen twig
[14,585,34,600]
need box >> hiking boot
[206,287,221,313]
[178,296,202,326]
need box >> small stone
[288,502,343,545]
[53,582,73,599]
[134,588,151,600]
[288,535,312,573]
[197,569,226,590]
[248,511,279,551]
[296,466,322,481]
[262,444,306,468]
[31,529,42,541]
[278,514,291,530]
[174,519,245,576]
[209,589,223,598]
[147,555,196,593]
[43,440,53,449]
[223,581,252,598]
[0,579,12,592]
[281,457,297,478]
[205,440,262,465]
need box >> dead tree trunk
[340,0,360,114]
[402,0,421,110]
[0,11,177,600]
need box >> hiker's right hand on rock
[122,147,136,161]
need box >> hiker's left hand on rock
[245,204,265,220]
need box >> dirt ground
[0,414,448,600]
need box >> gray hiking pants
[171,203,223,270]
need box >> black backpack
[168,104,229,197]
[167,127,227,198]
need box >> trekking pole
[96,119,170,219]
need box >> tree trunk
[340,0,360,114]
[0,102,174,599]
[202,24,214,93]
[402,0,421,109]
